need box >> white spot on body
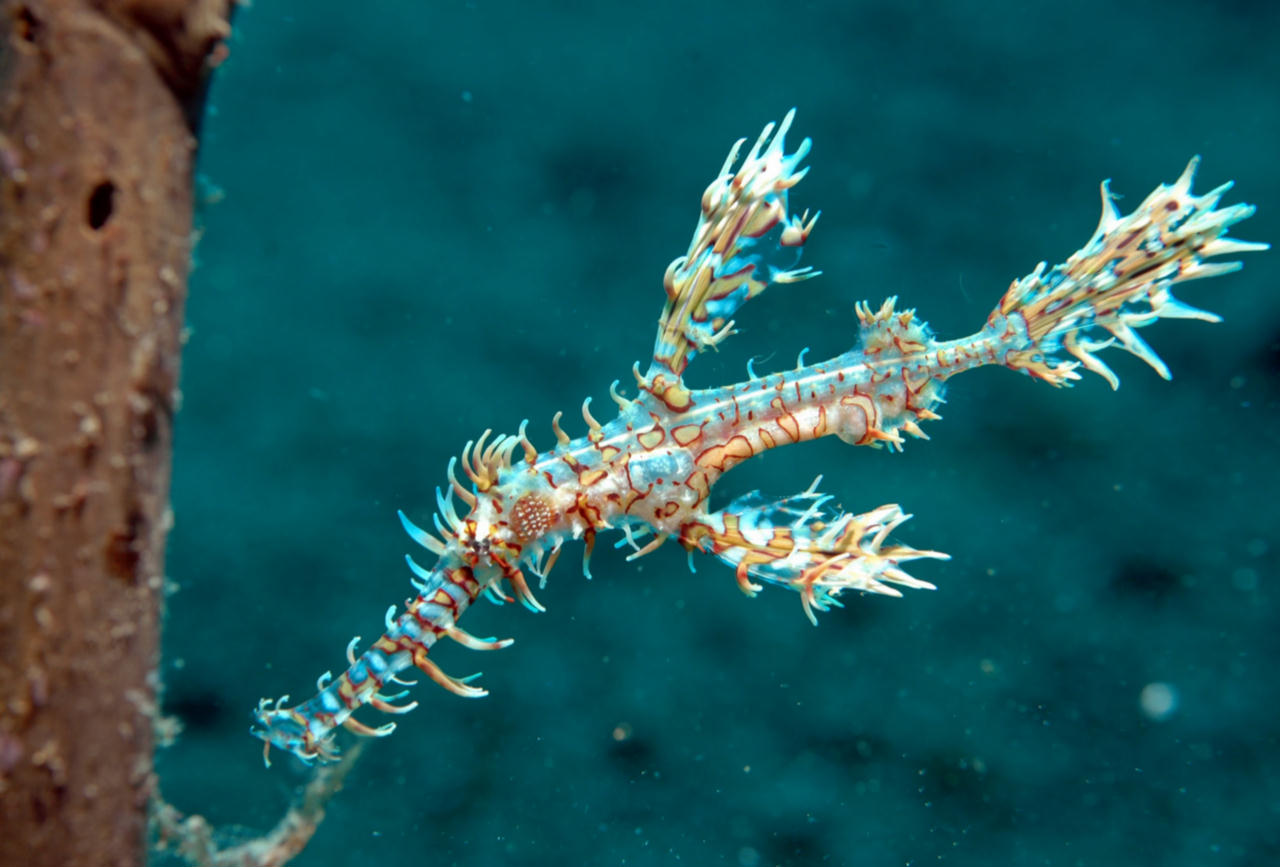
[628,450,692,488]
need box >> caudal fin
[993,158,1267,388]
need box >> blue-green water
[158,2,1279,864]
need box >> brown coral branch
[0,1,231,864]
[151,742,367,867]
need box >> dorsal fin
[855,297,935,360]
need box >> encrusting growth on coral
[152,742,365,866]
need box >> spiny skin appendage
[252,113,1264,766]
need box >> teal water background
[159,2,1279,864]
